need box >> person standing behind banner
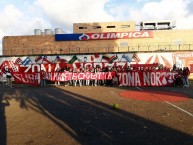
[90,66,95,86]
[73,68,78,87]
[183,67,190,87]
[55,67,61,86]
[85,67,90,86]
[5,68,12,88]
[40,70,47,87]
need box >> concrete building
[2,20,193,56]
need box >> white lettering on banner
[107,72,112,80]
[110,33,121,39]
[143,72,173,86]
[13,73,40,84]
[128,72,134,86]
[20,65,31,72]
[54,63,60,71]
[91,34,100,39]
[35,73,40,84]
[48,64,51,72]
[40,64,46,71]
[150,73,156,86]
[63,73,69,81]
[126,72,141,86]
[78,73,85,79]
[53,72,59,81]
[91,73,97,79]
[44,72,113,81]
[133,32,141,37]
[72,73,78,80]
[22,74,30,83]
[118,71,176,86]
[143,72,151,86]
[156,72,162,86]
[96,72,102,79]
[166,72,176,84]
[12,71,177,86]
[67,73,72,80]
[141,32,150,37]
[161,72,167,85]
[122,73,128,86]
[89,31,152,40]
[44,72,51,80]
[19,62,129,73]
[120,33,128,38]
[13,74,22,81]
[85,73,91,80]
[60,73,66,81]
[135,73,141,86]
[100,33,110,39]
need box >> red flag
[15,58,22,64]
[91,53,99,61]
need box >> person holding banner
[95,66,100,86]
[112,75,118,87]
[5,68,12,88]
[77,67,82,87]
[55,67,61,86]
[85,67,90,86]
[73,68,78,87]
[40,70,47,87]
[90,66,95,86]
[183,67,190,87]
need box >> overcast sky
[1,0,193,52]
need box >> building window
[107,26,115,28]
[92,26,101,29]
[79,27,87,29]
[121,25,130,28]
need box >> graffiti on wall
[1,51,192,83]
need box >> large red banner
[12,71,177,87]
[13,73,40,85]
[118,70,177,86]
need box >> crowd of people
[39,64,190,88]
[1,64,191,88]
[171,65,190,87]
